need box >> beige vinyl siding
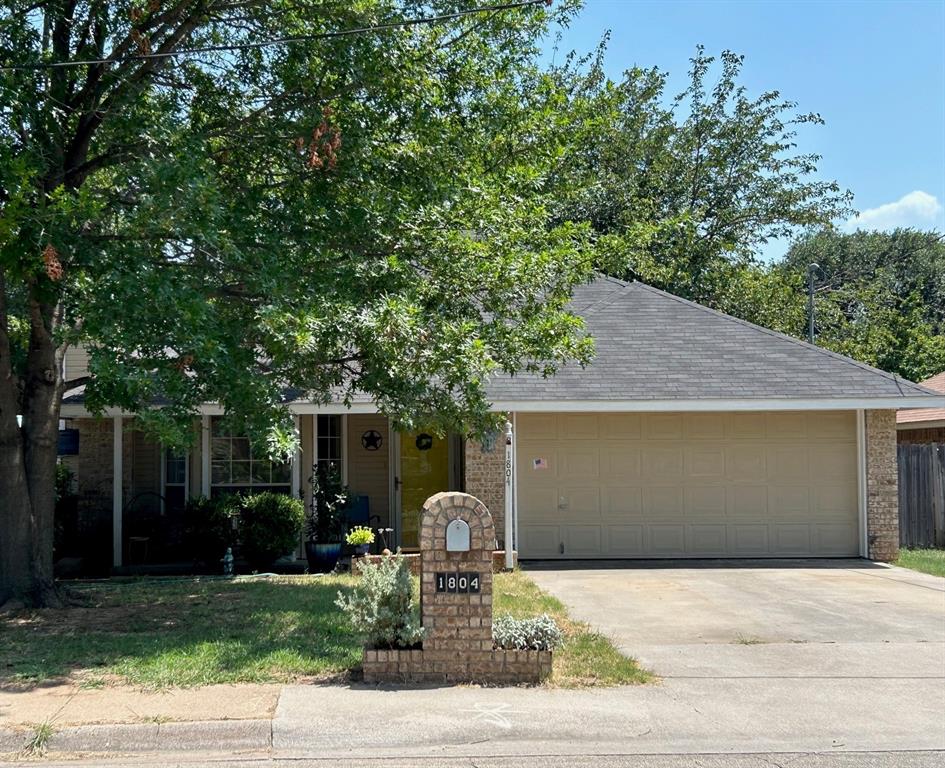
[64,343,90,382]
[517,411,859,559]
[346,414,390,529]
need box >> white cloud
[843,190,944,232]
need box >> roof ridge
[574,275,635,317]
[627,280,934,398]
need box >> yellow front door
[399,431,450,549]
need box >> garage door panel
[602,486,642,518]
[601,446,642,479]
[643,413,683,440]
[729,524,770,556]
[685,486,727,518]
[644,486,684,516]
[648,524,686,555]
[729,486,768,517]
[563,526,602,557]
[521,526,560,558]
[605,525,644,555]
[684,413,726,439]
[810,446,857,481]
[519,486,558,524]
[686,446,725,478]
[559,444,599,479]
[814,523,858,555]
[731,412,767,439]
[727,446,767,481]
[768,446,809,480]
[516,411,859,559]
[767,412,808,438]
[686,524,727,555]
[769,485,811,516]
[643,446,684,478]
[599,413,641,439]
[559,414,599,439]
[772,524,812,555]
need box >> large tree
[548,45,853,324]
[779,228,945,381]
[0,0,604,606]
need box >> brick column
[866,409,899,561]
[463,439,505,547]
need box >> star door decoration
[361,430,383,451]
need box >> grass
[1,571,649,690]
[0,575,362,689]
[492,570,651,687]
[896,548,945,578]
[20,722,54,757]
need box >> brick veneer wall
[866,409,899,561]
[75,417,133,504]
[463,438,506,547]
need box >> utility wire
[1,0,550,71]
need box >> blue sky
[545,0,945,259]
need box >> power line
[1,0,550,71]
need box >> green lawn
[0,571,649,689]
[896,548,945,578]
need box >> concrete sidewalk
[3,677,944,762]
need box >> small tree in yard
[0,1,600,607]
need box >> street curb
[0,718,272,757]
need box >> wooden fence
[897,442,945,548]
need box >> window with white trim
[209,418,291,497]
[316,415,343,473]
[163,448,188,513]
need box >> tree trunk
[0,282,64,608]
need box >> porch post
[292,414,301,496]
[112,415,123,568]
[504,419,514,570]
[201,415,211,497]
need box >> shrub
[308,462,349,542]
[237,492,305,570]
[492,614,563,651]
[345,526,375,546]
[335,553,423,649]
[184,496,237,564]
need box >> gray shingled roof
[484,276,942,403]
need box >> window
[316,415,343,474]
[163,448,188,514]
[210,418,291,497]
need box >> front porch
[57,413,508,574]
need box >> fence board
[898,442,945,548]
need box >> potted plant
[345,526,375,556]
[306,462,349,572]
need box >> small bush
[335,553,423,649]
[184,496,237,564]
[238,492,305,570]
[493,613,563,651]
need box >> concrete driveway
[525,559,945,679]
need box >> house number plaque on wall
[435,572,481,594]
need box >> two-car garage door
[516,411,860,558]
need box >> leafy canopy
[1,0,597,455]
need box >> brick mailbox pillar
[362,491,551,685]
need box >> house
[897,371,945,444]
[59,277,945,569]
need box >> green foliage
[493,613,563,651]
[0,0,597,456]
[54,462,75,504]
[551,45,853,309]
[779,229,945,380]
[184,496,238,564]
[236,492,306,570]
[335,553,423,649]
[345,526,375,546]
[308,463,349,543]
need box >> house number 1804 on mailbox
[435,572,481,594]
